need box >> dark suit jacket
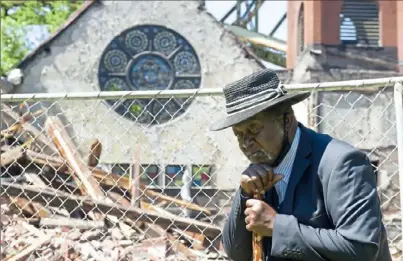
[222,123,392,261]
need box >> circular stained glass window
[98,24,202,125]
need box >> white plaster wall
[15,0,271,189]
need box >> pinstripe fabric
[273,127,301,204]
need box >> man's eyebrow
[247,119,263,125]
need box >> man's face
[232,111,284,165]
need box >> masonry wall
[13,1,270,190]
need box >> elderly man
[209,69,391,261]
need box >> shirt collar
[273,126,301,183]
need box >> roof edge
[16,1,266,71]
[16,0,98,70]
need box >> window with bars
[102,163,214,188]
[340,0,379,46]
[108,163,161,187]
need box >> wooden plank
[22,173,53,218]
[145,189,212,216]
[24,173,48,187]
[1,146,23,166]
[35,217,105,230]
[91,167,212,215]
[142,201,206,251]
[130,146,141,205]
[9,196,37,217]
[167,233,203,261]
[88,138,102,167]
[107,191,145,236]
[1,182,222,238]
[25,149,67,171]
[140,201,203,259]
[45,116,105,199]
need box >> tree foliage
[1,1,84,76]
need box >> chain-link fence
[1,77,402,261]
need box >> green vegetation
[1,1,84,75]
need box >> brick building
[287,0,403,72]
[283,0,403,243]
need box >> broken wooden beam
[145,189,212,216]
[167,232,203,261]
[91,167,212,215]
[1,103,58,155]
[25,149,67,171]
[9,196,38,217]
[141,201,206,251]
[88,138,102,168]
[141,200,205,259]
[130,146,141,205]
[31,216,105,230]
[45,116,105,199]
[1,182,222,238]
[8,144,212,216]
[1,146,24,166]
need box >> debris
[0,112,227,261]
[1,146,23,166]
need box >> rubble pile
[0,103,226,261]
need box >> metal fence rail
[1,77,402,261]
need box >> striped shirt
[273,126,301,204]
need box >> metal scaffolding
[219,0,287,66]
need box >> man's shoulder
[304,125,363,156]
[305,126,370,171]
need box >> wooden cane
[252,192,264,261]
[252,173,283,261]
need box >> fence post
[394,81,403,242]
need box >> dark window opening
[340,0,379,46]
[101,163,214,189]
[297,4,305,56]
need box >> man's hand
[240,164,283,197]
[244,199,277,237]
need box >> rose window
[98,24,202,125]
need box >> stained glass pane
[165,165,185,187]
[192,165,211,187]
[140,165,159,186]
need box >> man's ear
[283,113,292,130]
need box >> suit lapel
[280,124,312,214]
